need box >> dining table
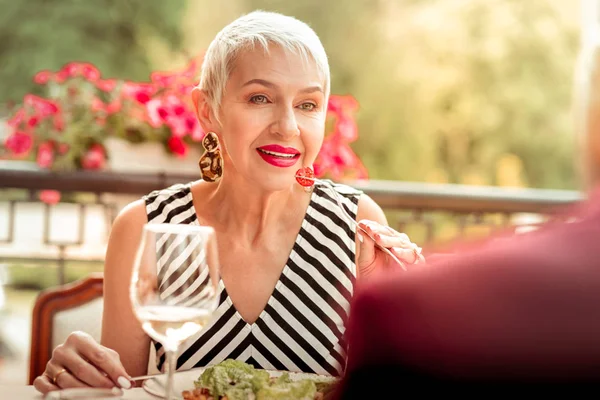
[0,385,157,399]
[3,367,337,399]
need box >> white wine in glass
[130,223,220,400]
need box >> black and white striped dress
[143,181,362,377]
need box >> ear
[192,87,219,133]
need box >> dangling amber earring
[199,132,223,182]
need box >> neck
[206,173,307,246]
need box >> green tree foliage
[224,0,580,189]
[0,0,186,103]
[413,0,579,189]
[0,0,581,190]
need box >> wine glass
[130,223,220,400]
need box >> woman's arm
[101,199,151,377]
[33,200,149,394]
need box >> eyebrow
[242,78,323,94]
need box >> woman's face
[218,44,326,191]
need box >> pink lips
[256,144,301,168]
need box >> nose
[273,105,300,138]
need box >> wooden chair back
[28,273,104,384]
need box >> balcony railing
[0,165,583,284]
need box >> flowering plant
[2,58,366,180]
[2,58,203,171]
[317,94,367,180]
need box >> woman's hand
[357,219,424,275]
[33,331,134,394]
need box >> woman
[34,10,422,394]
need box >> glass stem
[164,346,178,400]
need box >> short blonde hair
[198,10,330,119]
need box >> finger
[53,346,115,388]
[390,246,421,263]
[359,222,394,245]
[71,332,133,389]
[359,221,410,243]
[53,368,89,389]
[371,232,417,250]
[357,231,376,270]
[358,220,386,235]
[33,374,60,394]
[380,225,410,241]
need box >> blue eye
[250,95,269,104]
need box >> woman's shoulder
[142,182,197,224]
[110,199,148,240]
[143,182,194,204]
[313,180,364,221]
[317,180,385,224]
[318,179,363,200]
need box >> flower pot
[104,137,203,175]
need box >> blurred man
[336,43,600,397]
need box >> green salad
[182,359,337,400]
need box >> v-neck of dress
[187,183,319,327]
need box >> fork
[130,366,205,382]
[302,177,408,271]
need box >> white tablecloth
[0,386,156,399]
[4,369,336,399]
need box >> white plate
[142,367,336,398]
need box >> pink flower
[313,162,325,178]
[55,70,69,83]
[60,62,101,81]
[81,63,100,81]
[135,92,151,104]
[34,70,53,85]
[332,115,358,141]
[161,96,198,137]
[315,138,366,180]
[63,62,80,77]
[150,71,179,88]
[105,100,122,114]
[7,109,25,128]
[39,190,61,205]
[80,144,106,170]
[175,83,194,96]
[36,142,55,169]
[122,82,156,105]
[5,131,33,155]
[167,136,188,157]
[186,115,204,141]
[172,103,186,116]
[327,95,359,114]
[161,94,182,107]
[91,97,105,113]
[158,107,169,120]
[96,79,117,92]
[150,56,200,87]
[24,95,59,118]
[27,116,39,128]
[173,112,205,141]
[146,99,169,127]
[166,116,188,137]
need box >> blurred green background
[0,0,581,189]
